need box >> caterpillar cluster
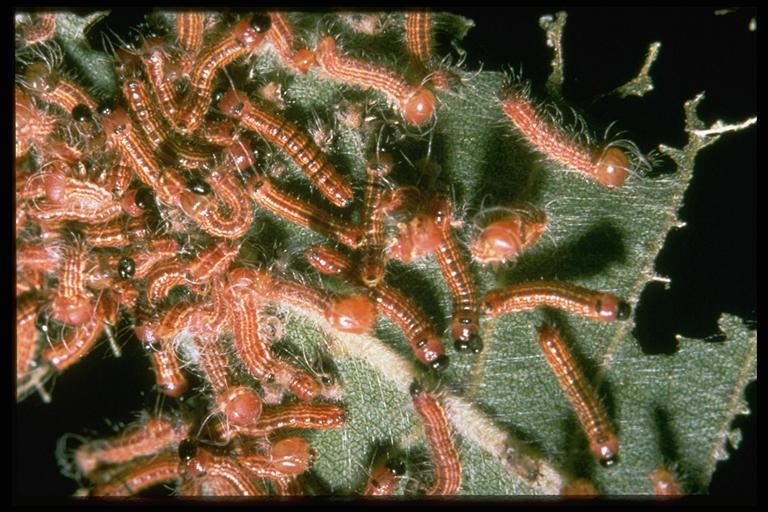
[16,10,646,496]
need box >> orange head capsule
[178,189,213,218]
[409,214,443,255]
[417,333,449,371]
[364,457,406,496]
[591,433,620,467]
[367,151,395,176]
[271,437,313,475]
[401,86,436,126]
[650,467,682,496]
[155,363,188,397]
[594,147,630,188]
[386,230,414,263]
[51,294,94,326]
[100,105,133,137]
[226,266,274,297]
[470,207,548,267]
[450,312,483,354]
[388,214,442,263]
[220,386,263,427]
[178,438,208,477]
[218,89,248,118]
[292,48,318,73]
[120,188,155,218]
[138,36,168,60]
[594,293,631,322]
[40,171,67,203]
[224,137,256,171]
[325,295,378,334]
[233,14,271,49]
[473,220,524,261]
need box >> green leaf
[54,11,116,94]
[24,9,755,496]
[275,74,757,494]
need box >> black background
[15,7,755,501]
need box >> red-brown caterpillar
[235,403,345,437]
[409,381,461,495]
[18,12,57,46]
[315,35,437,126]
[501,89,632,188]
[264,12,317,73]
[363,458,405,496]
[219,89,354,207]
[483,281,631,323]
[305,244,447,371]
[174,14,271,133]
[134,316,189,397]
[428,195,483,353]
[16,293,44,382]
[23,61,97,113]
[238,437,314,481]
[248,173,361,247]
[180,442,264,496]
[404,11,433,66]
[175,12,206,53]
[225,268,321,402]
[43,293,112,371]
[469,205,548,268]
[359,152,394,287]
[15,87,57,158]
[101,106,164,192]
[536,325,619,467]
[74,416,187,476]
[91,453,181,496]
